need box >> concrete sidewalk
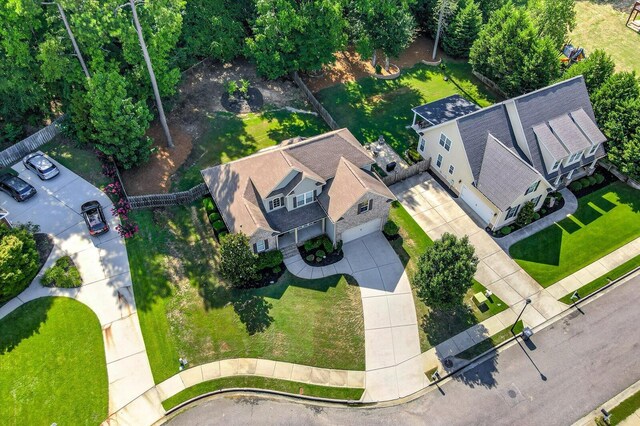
[0,156,162,425]
[546,237,640,299]
[285,232,426,402]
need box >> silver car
[23,153,60,180]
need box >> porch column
[412,112,417,127]
[294,227,298,244]
[322,218,325,233]
[589,158,597,170]
[567,169,574,180]
[554,175,561,187]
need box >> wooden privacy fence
[292,72,339,130]
[383,158,430,186]
[0,116,65,168]
[471,71,508,100]
[128,183,209,210]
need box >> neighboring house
[201,129,396,253]
[411,76,606,230]
[0,207,10,228]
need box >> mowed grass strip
[510,182,640,287]
[174,109,329,190]
[0,298,108,425]
[162,376,364,411]
[316,62,495,153]
[387,202,507,352]
[127,206,365,385]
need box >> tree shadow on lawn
[571,204,603,227]
[0,297,54,355]
[424,304,499,389]
[262,110,329,144]
[232,294,274,335]
[612,184,640,213]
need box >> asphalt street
[167,273,640,426]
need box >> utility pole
[116,0,174,149]
[42,2,90,79]
[432,0,447,61]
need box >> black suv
[81,201,110,236]
[0,173,37,202]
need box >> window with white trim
[436,154,443,168]
[255,239,266,253]
[419,138,425,152]
[357,200,372,214]
[448,164,455,175]
[525,180,540,195]
[505,205,520,220]
[566,151,582,165]
[439,134,452,151]
[295,190,314,208]
[269,196,283,211]
[532,194,543,208]
[587,144,598,156]
[551,159,561,171]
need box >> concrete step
[280,245,300,259]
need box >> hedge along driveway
[0,297,108,425]
[315,62,495,154]
[127,205,365,385]
[510,182,640,287]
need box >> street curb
[160,268,640,422]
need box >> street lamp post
[511,298,531,334]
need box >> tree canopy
[442,0,483,58]
[0,226,40,303]
[218,233,259,288]
[562,49,616,95]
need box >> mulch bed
[299,246,344,267]
[35,233,54,272]
[568,167,618,198]
[221,87,264,114]
[248,262,286,289]
[490,195,565,238]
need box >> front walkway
[391,173,565,329]
[0,157,163,425]
[494,188,578,251]
[285,232,427,402]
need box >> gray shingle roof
[456,104,520,180]
[570,108,607,144]
[476,135,541,210]
[412,94,481,126]
[532,123,569,159]
[548,114,592,153]
[266,202,326,233]
[515,76,606,179]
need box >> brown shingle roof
[318,158,395,222]
[201,129,380,237]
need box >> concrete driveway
[285,232,426,402]
[0,156,162,423]
[391,173,564,328]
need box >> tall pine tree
[442,0,483,58]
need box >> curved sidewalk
[285,232,427,402]
[494,188,578,251]
[0,157,162,425]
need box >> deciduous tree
[415,233,478,310]
[218,233,258,288]
[0,227,39,302]
[562,49,616,95]
[529,0,575,50]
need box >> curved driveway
[0,156,163,424]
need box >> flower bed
[568,169,616,198]
[492,192,565,237]
[299,235,343,266]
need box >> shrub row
[256,250,283,271]
[569,173,604,192]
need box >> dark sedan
[23,153,60,180]
[81,200,109,236]
[0,173,37,202]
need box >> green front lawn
[388,202,507,352]
[0,297,108,424]
[163,376,364,411]
[456,320,523,360]
[316,62,495,154]
[127,205,365,385]
[40,135,109,189]
[173,109,329,191]
[598,388,640,426]
[510,182,640,287]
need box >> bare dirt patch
[304,36,444,92]
[121,59,306,195]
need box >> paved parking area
[285,232,426,402]
[391,173,565,328]
[0,155,162,423]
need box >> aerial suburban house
[410,76,606,230]
[201,128,396,253]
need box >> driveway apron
[0,157,163,424]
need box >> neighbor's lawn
[388,201,507,352]
[571,1,640,73]
[316,62,495,154]
[162,376,364,410]
[174,109,329,191]
[510,182,640,287]
[40,135,109,189]
[127,205,365,384]
[598,388,640,426]
[0,297,108,425]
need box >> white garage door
[460,186,494,225]
[342,218,381,243]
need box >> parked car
[23,153,60,180]
[81,201,109,236]
[0,173,37,202]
